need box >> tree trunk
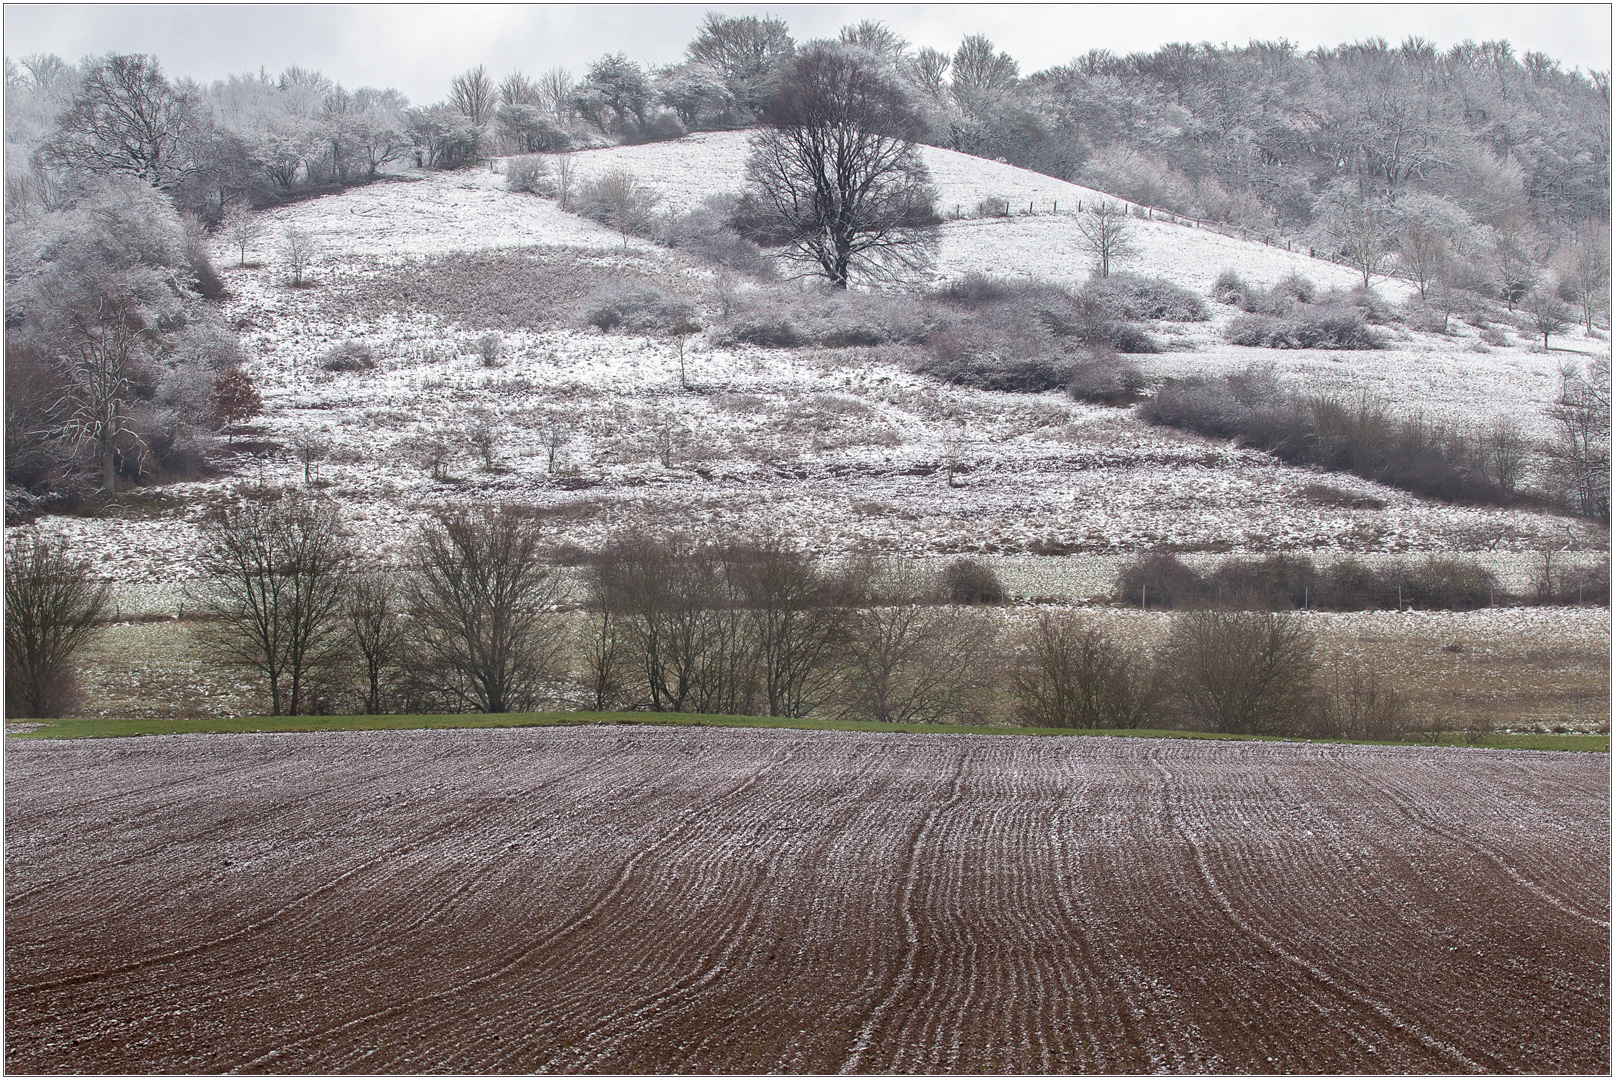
[101,448,116,495]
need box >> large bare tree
[407,508,564,714]
[195,489,353,716]
[4,532,109,718]
[52,302,151,495]
[739,43,939,288]
[40,53,200,189]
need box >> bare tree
[449,64,497,129]
[1546,354,1612,521]
[543,415,569,473]
[1334,199,1388,289]
[1492,213,1541,311]
[406,508,564,713]
[832,561,997,724]
[52,303,150,495]
[4,532,109,718]
[1074,201,1138,278]
[739,43,939,288]
[499,70,542,107]
[1558,223,1611,333]
[221,203,264,266]
[1010,612,1157,729]
[1396,220,1450,301]
[345,571,405,715]
[580,168,661,250]
[465,413,499,471]
[551,151,577,210]
[536,67,576,129]
[1164,610,1317,735]
[40,53,200,189]
[1525,286,1572,349]
[281,226,317,286]
[292,430,331,485]
[731,540,843,717]
[195,489,353,716]
[904,47,952,101]
[592,535,758,715]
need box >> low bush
[941,559,1004,604]
[1082,274,1208,322]
[1141,370,1515,506]
[1225,306,1384,349]
[1116,552,1207,610]
[1066,349,1146,405]
[584,282,696,334]
[1211,269,1250,306]
[976,197,1011,218]
[659,194,775,279]
[1111,552,1506,612]
[504,155,551,195]
[729,317,805,348]
[321,342,376,372]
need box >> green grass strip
[5,712,1605,752]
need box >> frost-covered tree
[220,202,263,265]
[449,64,497,129]
[685,12,795,117]
[738,43,939,288]
[1074,200,1138,278]
[572,54,652,136]
[40,53,201,189]
[1556,223,1611,333]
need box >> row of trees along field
[7,498,1608,726]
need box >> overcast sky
[5,4,1609,105]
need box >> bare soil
[5,727,1608,1073]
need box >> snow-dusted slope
[12,134,1607,603]
[565,131,1396,296]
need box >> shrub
[976,197,1011,218]
[321,342,375,372]
[1066,349,1146,405]
[1205,554,1322,610]
[1225,306,1384,349]
[1211,269,1250,306]
[505,154,551,195]
[1010,612,1158,728]
[729,316,805,348]
[1163,609,1318,735]
[1390,557,1497,610]
[941,558,1004,604]
[1081,274,1208,322]
[1143,375,1514,506]
[1115,552,1206,609]
[1316,658,1407,740]
[938,273,1020,308]
[584,282,696,334]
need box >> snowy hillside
[18,134,1608,601]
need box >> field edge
[6,712,1606,752]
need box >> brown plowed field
[5,728,1609,1074]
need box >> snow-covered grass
[10,134,1607,591]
